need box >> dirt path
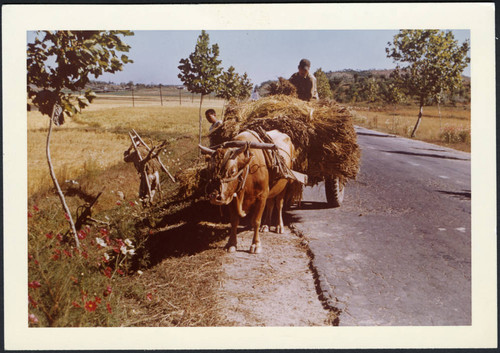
[218,227,335,326]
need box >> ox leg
[225,206,239,253]
[250,198,266,254]
[260,198,274,233]
[275,189,287,234]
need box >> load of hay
[210,94,360,185]
[176,94,360,200]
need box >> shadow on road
[382,150,470,161]
[437,189,471,200]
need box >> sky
[27,30,470,87]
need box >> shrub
[439,125,471,144]
[28,202,147,327]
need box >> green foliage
[386,30,469,136]
[386,30,470,102]
[177,30,222,96]
[27,30,134,118]
[314,68,333,100]
[238,73,253,100]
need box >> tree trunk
[198,94,205,153]
[46,111,80,248]
[410,99,424,138]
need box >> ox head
[200,144,253,205]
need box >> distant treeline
[257,69,471,105]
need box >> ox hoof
[249,244,262,254]
[225,245,237,253]
[276,226,284,234]
[260,225,269,233]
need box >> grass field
[349,103,471,152]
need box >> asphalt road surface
[289,126,471,326]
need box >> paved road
[289,126,471,326]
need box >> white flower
[96,237,107,247]
[124,239,134,247]
[137,270,143,276]
[128,249,136,256]
[103,253,110,261]
[120,245,127,255]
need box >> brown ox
[201,130,295,254]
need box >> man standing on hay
[289,59,319,102]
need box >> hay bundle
[210,95,360,184]
[267,77,298,97]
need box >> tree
[27,30,134,247]
[386,30,470,137]
[237,73,253,100]
[314,68,333,100]
[216,66,240,114]
[178,30,222,146]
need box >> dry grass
[28,111,131,195]
[28,102,213,196]
[350,103,471,152]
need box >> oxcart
[207,95,360,208]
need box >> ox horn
[198,144,215,155]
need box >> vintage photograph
[4,3,496,350]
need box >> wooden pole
[132,87,135,107]
[159,84,163,106]
[179,88,182,105]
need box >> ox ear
[237,152,254,168]
[199,144,215,155]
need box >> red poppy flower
[28,212,33,218]
[28,254,33,260]
[28,281,41,289]
[129,201,135,207]
[81,251,88,259]
[84,300,97,312]
[106,303,112,313]
[146,293,153,301]
[95,296,102,304]
[117,269,124,275]
[72,301,81,308]
[51,254,60,261]
[56,233,63,241]
[45,233,53,239]
[99,228,109,236]
[70,276,78,284]
[103,285,112,297]
[64,213,70,220]
[77,230,86,240]
[33,205,40,212]
[116,201,121,206]
[103,267,112,278]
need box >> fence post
[131,87,135,107]
[159,84,163,106]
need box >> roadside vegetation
[28,103,229,327]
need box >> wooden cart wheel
[325,176,344,208]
